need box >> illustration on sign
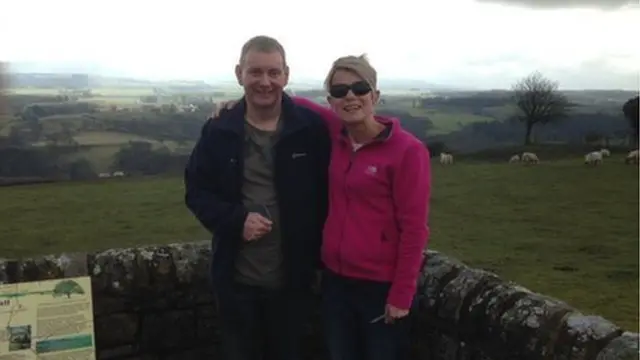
[0,276,96,359]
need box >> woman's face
[327,69,379,125]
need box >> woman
[293,55,430,360]
[212,54,431,360]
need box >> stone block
[418,250,465,315]
[437,267,501,333]
[596,332,640,360]
[98,344,139,359]
[94,313,139,347]
[468,282,530,350]
[0,259,18,283]
[555,313,623,360]
[496,291,574,359]
[140,310,196,352]
[195,305,219,342]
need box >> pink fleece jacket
[293,97,431,309]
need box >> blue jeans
[215,282,311,360]
[321,270,412,360]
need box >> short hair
[239,35,287,66]
[323,54,377,91]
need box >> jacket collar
[339,116,395,144]
[212,93,310,138]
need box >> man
[184,35,331,360]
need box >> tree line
[424,72,637,153]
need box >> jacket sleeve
[386,141,431,310]
[184,120,247,239]
[313,120,331,270]
[291,96,342,135]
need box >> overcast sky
[1,0,638,90]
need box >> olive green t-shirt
[233,119,284,289]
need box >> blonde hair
[323,54,377,92]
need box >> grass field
[0,158,638,331]
[65,145,123,172]
[409,108,494,134]
[32,131,178,172]
[72,131,156,146]
[67,132,183,172]
[9,87,184,106]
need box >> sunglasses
[329,81,372,99]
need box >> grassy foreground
[0,159,638,331]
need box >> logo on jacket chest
[340,162,389,193]
[345,162,382,178]
[365,165,378,176]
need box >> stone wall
[0,241,638,360]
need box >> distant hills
[7,72,215,91]
[6,61,463,92]
[8,61,123,77]
[5,61,636,93]
[377,78,466,92]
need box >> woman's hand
[384,304,409,324]
[210,100,239,118]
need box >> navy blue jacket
[184,94,331,293]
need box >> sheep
[625,149,639,165]
[440,152,454,165]
[521,152,539,165]
[600,148,611,157]
[509,154,520,163]
[584,151,603,166]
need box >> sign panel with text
[0,276,96,359]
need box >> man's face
[235,50,289,109]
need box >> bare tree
[512,71,571,145]
[622,96,638,148]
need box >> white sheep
[440,152,454,165]
[600,148,611,157]
[625,149,639,165]
[521,152,539,165]
[509,154,520,163]
[584,151,603,166]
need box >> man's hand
[210,100,239,119]
[242,212,272,242]
[384,304,410,324]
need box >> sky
[1,0,639,90]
